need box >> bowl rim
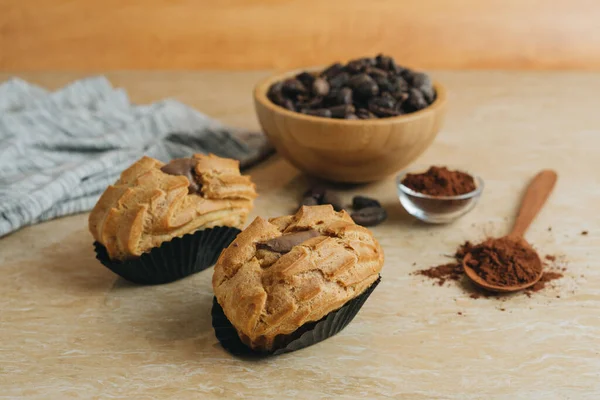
[396,168,485,201]
[254,67,447,125]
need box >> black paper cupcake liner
[212,275,381,357]
[93,226,241,285]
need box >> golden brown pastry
[89,153,257,260]
[213,205,384,351]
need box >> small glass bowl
[396,167,484,224]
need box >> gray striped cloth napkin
[0,77,273,237]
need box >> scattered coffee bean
[268,55,435,119]
[298,187,387,227]
[322,190,343,211]
[304,186,327,203]
[301,196,320,206]
[352,195,381,209]
[351,206,387,227]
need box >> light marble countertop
[1,71,599,399]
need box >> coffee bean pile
[301,188,387,227]
[268,54,435,119]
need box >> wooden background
[1,0,600,71]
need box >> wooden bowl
[253,69,447,183]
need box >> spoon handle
[510,170,558,238]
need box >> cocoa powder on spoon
[414,240,563,297]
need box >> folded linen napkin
[0,77,273,237]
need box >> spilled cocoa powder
[402,166,476,196]
[414,242,473,286]
[414,240,564,297]
[525,272,564,296]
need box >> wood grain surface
[2,0,600,71]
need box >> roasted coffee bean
[329,104,355,118]
[268,81,283,97]
[301,196,320,207]
[328,71,350,90]
[409,72,435,103]
[373,75,392,93]
[321,62,344,79]
[366,67,388,79]
[269,92,287,107]
[267,55,433,119]
[323,90,340,106]
[312,78,330,97]
[322,190,343,211]
[393,90,410,104]
[324,87,352,107]
[357,108,377,119]
[267,82,286,106]
[362,57,377,66]
[421,87,435,104]
[369,104,401,118]
[282,78,307,97]
[297,95,323,109]
[400,68,416,82]
[368,93,399,117]
[296,71,315,88]
[347,57,376,72]
[409,72,429,87]
[304,186,327,203]
[304,108,332,118]
[346,59,367,74]
[393,75,409,92]
[405,88,428,111]
[369,93,396,110]
[394,101,406,114]
[391,61,405,75]
[283,99,296,111]
[337,87,353,105]
[351,206,387,227]
[296,94,309,103]
[375,54,394,71]
[349,74,379,98]
[352,195,381,209]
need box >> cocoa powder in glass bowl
[396,166,483,223]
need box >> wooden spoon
[463,170,558,293]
